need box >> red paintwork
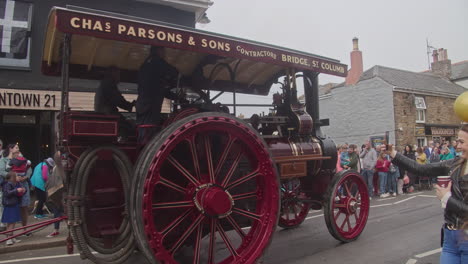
[138,114,279,264]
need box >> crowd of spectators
[336,139,463,199]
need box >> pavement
[0,213,67,254]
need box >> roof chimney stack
[431,48,451,79]
[345,37,364,85]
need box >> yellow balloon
[454,91,468,122]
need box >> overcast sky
[201,0,467,85]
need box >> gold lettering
[167,32,175,43]
[127,26,136,36]
[105,22,111,32]
[176,34,183,43]
[92,21,103,31]
[201,39,208,48]
[118,24,127,34]
[225,43,231,52]
[82,19,92,30]
[70,17,80,28]
[156,31,166,41]
[138,27,146,38]
[148,29,155,39]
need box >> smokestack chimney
[345,37,364,85]
[431,48,451,79]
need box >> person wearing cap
[31,157,55,219]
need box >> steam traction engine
[42,7,370,264]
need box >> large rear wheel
[323,170,369,243]
[131,112,280,264]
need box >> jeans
[35,188,47,215]
[361,169,374,197]
[440,227,468,264]
[53,207,63,230]
[387,170,400,194]
[378,172,388,195]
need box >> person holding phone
[388,124,468,263]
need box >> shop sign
[431,127,455,136]
[0,89,60,110]
[415,126,426,136]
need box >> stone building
[0,0,212,163]
[319,38,465,149]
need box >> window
[415,96,426,123]
[417,137,426,147]
[0,0,33,69]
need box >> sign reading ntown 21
[55,9,347,77]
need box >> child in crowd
[1,171,25,245]
[8,154,31,177]
[340,145,350,169]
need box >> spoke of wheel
[232,191,257,201]
[339,214,349,230]
[153,200,193,210]
[346,216,352,231]
[285,205,290,221]
[167,155,200,186]
[204,135,215,183]
[226,215,246,238]
[193,224,203,264]
[226,170,259,190]
[170,214,204,255]
[187,135,201,180]
[160,177,187,194]
[208,218,217,264]
[334,203,346,208]
[220,151,243,187]
[292,203,298,219]
[232,208,261,221]
[214,135,236,177]
[353,211,358,223]
[217,221,239,259]
[344,182,352,198]
[334,210,341,221]
[161,208,192,237]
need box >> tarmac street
[0,190,443,264]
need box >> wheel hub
[193,184,234,218]
[347,198,358,213]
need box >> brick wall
[393,91,461,148]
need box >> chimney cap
[352,37,359,51]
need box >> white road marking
[414,248,441,258]
[418,195,436,198]
[370,203,393,208]
[408,192,423,196]
[376,197,396,201]
[393,196,416,204]
[0,253,80,263]
[405,258,417,264]
[305,214,323,220]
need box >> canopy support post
[59,33,71,147]
[303,71,321,137]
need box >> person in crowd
[360,141,377,199]
[400,144,416,193]
[440,146,454,161]
[45,151,65,238]
[0,144,32,234]
[449,140,457,156]
[94,66,135,141]
[416,146,427,164]
[1,171,25,245]
[360,144,366,171]
[376,152,390,198]
[31,157,55,219]
[343,144,359,171]
[336,144,343,173]
[387,153,400,197]
[0,139,4,230]
[0,139,3,157]
[430,146,441,163]
[425,141,434,158]
[389,124,468,263]
[340,144,350,169]
[136,46,180,144]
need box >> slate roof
[357,65,465,96]
[451,60,468,80]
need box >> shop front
[424,124,460,145]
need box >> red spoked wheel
[278,178,310,229]
[131,112,280,264]
[323,170,369,242]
